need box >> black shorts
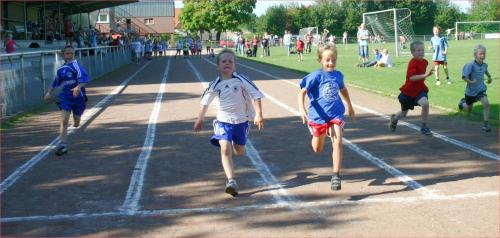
[464,91,487,105]
[398,91,428,111]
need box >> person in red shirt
[389,41,434,136]
[4,33,21,66]
[296,36,305,62]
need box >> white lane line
[188,59,300,207]
[239,62,499,161]
[0,61,153,195]
[120,59,171,214]
[230,61,440,198]
[2,191,497,223]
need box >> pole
[394,8,399,57]
[24,0,27,40]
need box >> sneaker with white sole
[225,179,239,196]
[420,127,433,136]
[435,80,441,86]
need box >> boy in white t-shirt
[194,48,264,196]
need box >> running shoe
[331,175,341,191]
[458,98,465,111]
[389,114,398,132]
[225,179,239,196]
[420,127,433,136]
[435,80,441,86]
[55,144,68,156]
[482,125,492,132]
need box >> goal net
[455,21,500,40]
[298,26,319,45]
[363,8,415,56]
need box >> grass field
[241,39,499,126]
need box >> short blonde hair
[473,44,486,56]
[317,42,337,61]
[410,40,424,53]
[216,48,236,65]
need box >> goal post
[455,21,500,40]
[363,8,415,56]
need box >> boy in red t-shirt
[296,36,305,62]
[389,41,434,136]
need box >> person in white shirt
[194,48,264,196]
[376,48,393,68]
[130,38,142,64]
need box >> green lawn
[241,39,499,126]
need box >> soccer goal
[455,21,500,40]
[363,8,415,56]
[298,26,319,44]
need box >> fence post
[41,52,46,95]
[20,55,26,106]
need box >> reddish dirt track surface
[1,51,498,237]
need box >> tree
[434,0,463,30]
[468,0,499,21]
[180,0,256,41]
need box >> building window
[97,14,109,23]
[144,18,154,25]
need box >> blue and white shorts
[57,95,86,116]
[210,120,249,147]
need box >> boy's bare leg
[394,110,408,120]
[329,124,344,175]
[418,97,429,124]
[60,110,71,143]
[233,143,245,156]
[73,114,81,127]
[480,96,490,121]
[219,140,235,180]
[434,64,440,81]
[443,64,449,79]
[311,134,327,154]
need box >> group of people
[130,37,168,64]
[42,21,493,197]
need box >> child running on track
[298,42,355,191]
[194,48,265,196]
[389,41,434,136]
[44,45,89,156]
[430,25,450,85]
[458,44,494,132]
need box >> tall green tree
[180,0,256,40]
[434,0,463,30]
[468,0,499,21]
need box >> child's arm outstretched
[253,98,264,130]
[409,67,433,82]
[193,105,209,132]
[340,88,355,119]
[298,88,308,124]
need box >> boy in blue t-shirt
[430,26,450,85]
[298,43,355,191]
[44,45,89,156]
[458,44,493,132]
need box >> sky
[175,0,472,16]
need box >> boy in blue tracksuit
[44,45,89,156]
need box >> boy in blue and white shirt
[458,44,493,132]
[430,26,450,85]
[44,45,89,156]
[194,48,264,196]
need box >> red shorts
[433,61,446,65]
[307,118,345,137]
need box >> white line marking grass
[120,59,171,214]
[229,60,440,198]
[0,61,153,195]
[2,191,497,223]
[240,63,498,161]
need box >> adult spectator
[357,23,369,63]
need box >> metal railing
[1,45,132,117]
